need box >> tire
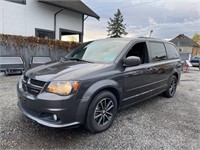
[85,91,118,133]
[163,75,178,98]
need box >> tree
[107,9,128,38]
[192,33,200,45]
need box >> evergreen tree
[107,9,128,38]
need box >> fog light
[53,114,58,121]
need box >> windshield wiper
[68,58,93,63]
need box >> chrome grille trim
[22,76,46,96]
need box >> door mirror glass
[124,56,141,67]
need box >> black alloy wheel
[85,91,117,133]
[163,75,178,98]
[169,77,177,96]
[94,98,114,126]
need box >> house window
[6,0,26,5]
[59,28,83,42]
[35,29,55,39]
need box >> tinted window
[0,57,23,64]
[66,40,130,63]
[149,42,167,62]
[165,43,180,59]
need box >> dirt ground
[0,67,200,150]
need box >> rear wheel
[85,91,117,133]
[163,75,177,98]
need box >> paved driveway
[0,67,200,150]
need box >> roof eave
[38,1,100,20]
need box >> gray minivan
[17,38,181,132]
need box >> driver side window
[126,42,149,64]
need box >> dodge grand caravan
[17,38,181,132]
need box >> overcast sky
[82,0,200,42]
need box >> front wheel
[163,75,178,98]
[85,91,117,133]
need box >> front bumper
[17,84,88,128]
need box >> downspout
[80,15,89,42]
[54,9,63,39]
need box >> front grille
[22,76,46,96]
[27,86,41,95]
[30,79,46,87]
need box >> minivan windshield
[65,39,130,63]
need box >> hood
[25,60,109,82]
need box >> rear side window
[149,42,167,62]
[165,43,180,59]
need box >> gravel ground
[0,67,200,150]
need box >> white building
[0,0,99,42]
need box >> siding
[179,46,193,54]
[2,1,26,35]
[56,9,82,38]
[1,0,82,39]
[0,0,2,33]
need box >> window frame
[122,41,150,65]
[147,41,168,62]
[164,43,180,60]
[59,28,83,42]
[35,28,55,39]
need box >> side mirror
[124,56,141,67]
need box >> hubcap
[169,78,176,95]
[94,98,114,126]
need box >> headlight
[46,81,80,96]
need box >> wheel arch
[76,79,123,124]
[83,80,123,108]
[171,69,181,84]
[167,65,181,82]
[90,87,121,109]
